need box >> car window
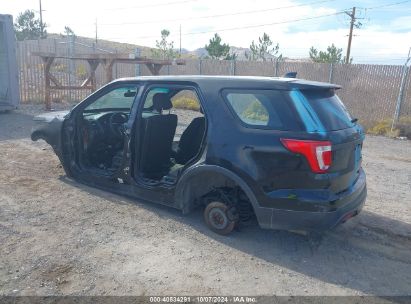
[289,89,354,131]
[223,89,301,130]
[85,85,138,112]
[143,88,170,110]
[171,89,201,112]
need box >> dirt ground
[0,105,410,296]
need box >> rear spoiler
[283,72,342,90]
[283,72,297,78]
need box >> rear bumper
[254,169,367,231]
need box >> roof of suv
[116,75,341,90]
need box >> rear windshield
[289,89,354,131]
[222,89,302,131]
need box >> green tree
[205,33,234,60]
[247,33,282,61]
[151,29,177,59]
[14,10,46,41]
[309,44,351,63]
[64,26,75,37]
[225,52,237,60]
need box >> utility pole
[391,47,411,132]
[179,24,182,55]
[345,7,355,64]
[95,18,98,44]
[39,0,45,38]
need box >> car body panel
[31,76,366,232]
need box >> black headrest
[153,93,173,112]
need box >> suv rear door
[289,88,364,194]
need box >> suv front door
[62,82,139,184]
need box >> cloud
[390,16,411,31]
[3,0,411,64]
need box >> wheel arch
[174,165,259,214]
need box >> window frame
[131,82,208,180]
[221,88,303,131]
[137,83,205,117]
[82,84,140,113]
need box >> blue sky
[287,0,411,32]
[3,0,411,64]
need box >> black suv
[32,76,366,235]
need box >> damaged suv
[32,76,366,235]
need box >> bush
[53,63,67,73]
[76,64,88,80]
[172,96,200,111]
[367,116,411,139]
[396,116,411,139]
[242,100,269,122]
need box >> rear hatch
[289,88,364,194]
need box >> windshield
[85,86,138,112]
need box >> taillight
[281,139,332,173]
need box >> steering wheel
[108,112,128,138]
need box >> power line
[360,0,411,10]
[96,0,411,52]
[343,0,411,63]
[101,11,346,40]
[184,12,344,35]
[98,0,337,26]
[100,0,198,11]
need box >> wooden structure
[32,52,185,110]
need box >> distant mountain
[189,46,284,61]
[189,46,249,59]
[192,47,208,58]
[45,33,311,62]
[229,46,251,60]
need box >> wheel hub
[209,208,228,229]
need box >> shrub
[367,116,411,139]
[396,116,411,139]
[53,63,67,73]
[242,100,269,122]
[172,96,200,111]
[367,119,393,135]
[76,64,88,80]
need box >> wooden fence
[16,38,411,126]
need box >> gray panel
[0,14,19,111]
[0,22,10,101]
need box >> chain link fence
[16,38,411,127]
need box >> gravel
[0,105,410,296]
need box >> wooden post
[102,59,114,83]
[41,56,54,110]
[146,63,162,75]
[86,59,99,91]
[32,52,185,107]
